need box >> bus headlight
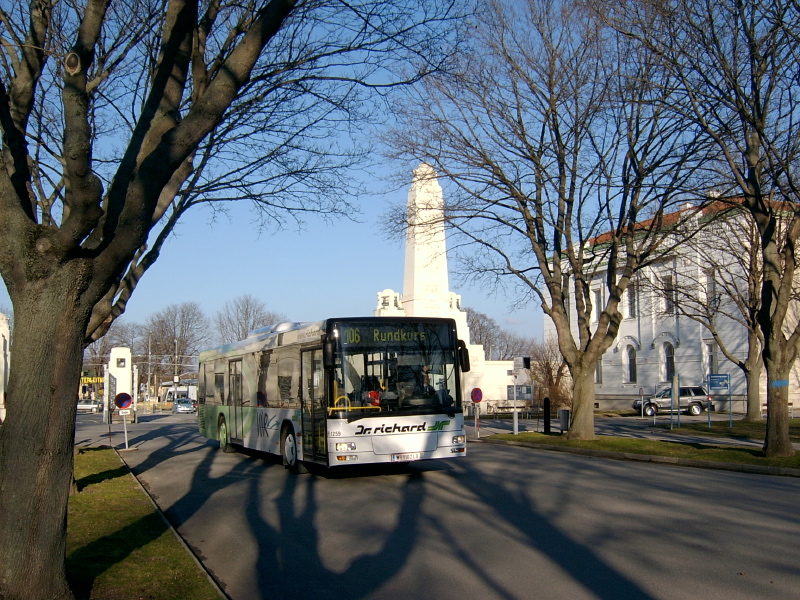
[452,435,465,444]
[335,442,357,452]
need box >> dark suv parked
[632,386,710,416]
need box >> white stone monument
[0,312,8,423]
[375,164,512,404]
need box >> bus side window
[242,353,257,407]
[198,364,206,401]
[214,374,225,405]
[214,357,226,405]
[257,351,270,407]
[274,347,301,408]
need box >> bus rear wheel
[218,417,236,453]
[281,427,307,474]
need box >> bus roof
[198,319,326,362]
[197,316,458,362]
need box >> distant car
[632,386,710,416]
[172,399,195,414]
[76,399,101,414]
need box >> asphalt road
[76,414,800,600]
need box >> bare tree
[142,302,210,388]
[465,307,533,360]
[0,1,462,596]
[214,294,287,344]
[465,308,501,358]
[603,0,800,456]
[388,0,710,439]
[528,336,571,409]
[492,331,533,362]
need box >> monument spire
[402,163,452,316]
[374,163,470,342]
[374,164,509,406]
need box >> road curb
[113,448,230,599]
[472,438,800,477]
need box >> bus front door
[301,349,327,463]
[228,359,244,442]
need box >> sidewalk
[465,413,784,446]
[465,414,800,477]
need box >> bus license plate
[391,452,421,462]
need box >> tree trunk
[566,363,596,440]
[762,359,795,458]
[744,331,763,421]
[0,286,88,600]
[744,363,762,422]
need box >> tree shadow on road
[451,449,656,600]
[116,423,664,600]
[244,466,426,599]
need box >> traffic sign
[118,409,131,416]
[707,374,730,393]
[471,388,483,403]
[114,393,132,409]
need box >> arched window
[627,346,637,383]
[664,343,675,381]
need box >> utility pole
[172,338,178,405]
[147,335,152,403]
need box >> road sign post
[471,388,482,439]
[114,393,133,451]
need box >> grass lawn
[67,448,221,600]
[488,424,800,470]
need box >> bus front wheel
[281,427,307,474]
[218,417,236,453]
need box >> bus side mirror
[458,340,470,373]
[323,336,335,369]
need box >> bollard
[543,397,551,434]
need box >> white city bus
[197,317,470,472]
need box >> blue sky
[0,172,544,339]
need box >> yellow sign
[80,377,104,384]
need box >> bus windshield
[330,320,460,419]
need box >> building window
[626,284,637,318]
[664,342,675,381]
[663,276,676,314]
[594,358,603,384]
[705,271,720,309]
[592,288,602,322]
[706,342,718,375]
[626,346,637,383]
